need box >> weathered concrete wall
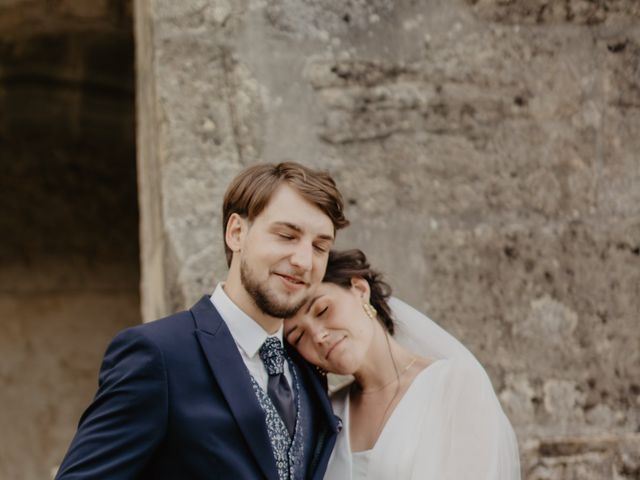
[0,1,139,478]
[0,263,140,480]
[135,0,639,477]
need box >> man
[55,162,349,479]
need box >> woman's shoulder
[432,357,501,415]
[447,356,493,385]
[408,356,494,403]
[424,356,491,389]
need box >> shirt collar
[210,283,283,358]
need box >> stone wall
[0,1,139,478]
[135,0,640,477]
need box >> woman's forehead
[305,282,344,305]
[309,282,347,299]
[315,282,339,295]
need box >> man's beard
[240,259,307,318]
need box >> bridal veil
[389,296,521,479]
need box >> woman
[284,249,520,479]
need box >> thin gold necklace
[352,331,418,446]
[355,357,418,394]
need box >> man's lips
[274,273,307,286]
[325,336,346,360]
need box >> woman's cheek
[297,343,314,364]
[307,345,324,368]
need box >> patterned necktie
[259,337,296,436]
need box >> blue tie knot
[259,337,285,376]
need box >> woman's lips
[325,336,346,360]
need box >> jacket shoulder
[110,308,197,354]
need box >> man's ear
[350,277,371,303]
[225,213,247,254]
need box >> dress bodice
[326,358,520,480]
[351,449,372,480]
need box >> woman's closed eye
[292,308,327,345]
[285,325,306,346]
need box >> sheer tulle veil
[390,297,477,363]
[389,296,521,479]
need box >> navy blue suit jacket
[55,296,340,479]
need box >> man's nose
[290,240,313,271]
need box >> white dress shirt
[210,283,294,395]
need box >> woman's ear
[225,213,247,254]
[350,277,371,303]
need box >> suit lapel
[191,296,277,480]
[286,345,341,480]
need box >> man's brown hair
[222,162,349,266]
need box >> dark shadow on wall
[0,2,139,479]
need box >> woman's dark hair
[323,249,395,334]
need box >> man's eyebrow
[272,222,334,242]
[272,222,302,232]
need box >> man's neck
[222,282,282,334]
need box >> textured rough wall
[0,265,140,480]
[0,1,139,479]
[135,0,640,477]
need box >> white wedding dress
[325,298,521,480]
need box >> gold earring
[315,365,327,376]
[362,303,377,320]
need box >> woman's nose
[312,327,329,344]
